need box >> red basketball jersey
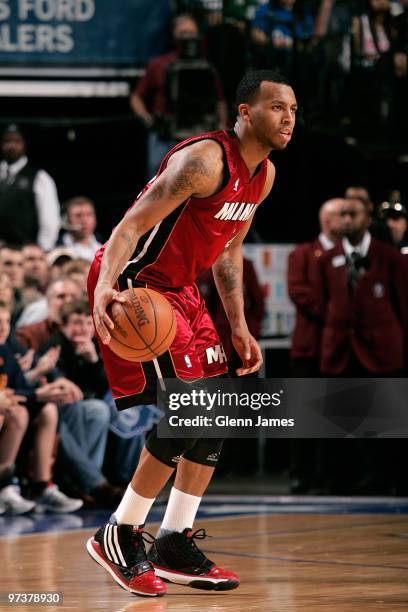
[100,130,268,289]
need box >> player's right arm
[94,140,224,343]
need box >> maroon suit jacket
[316,239,408,374]
[287,238,326,359]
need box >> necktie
[348,251,370,290]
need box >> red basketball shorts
[87,254,228,410]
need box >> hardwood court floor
[1,513,408,611]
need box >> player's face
[246,82,297,150]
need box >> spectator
[0,301,83,514]
[59,197,102,262]
[0,391,33,515]
[1,243,48,313]
[288,198,344,376]
[0,124,60,250]
[314,0,355,120]
[0,245,25,323]
[378,201,408,252]
[348,0,393,134]
[15,278,81,346]
[22,244,50,294]
[251,0,315,76]
[351,0,392,65]
[315,198,408,493]
[345,184,374,212]
[46,247,75,282]
[130,13,227,178]
[61,259,90,297]
[38,300,122,508]
[391,0,408,72]
[345,184,392,243]
[287,198,344,495]
[316,197,408,376]
[391,0,408,138]
[0,272,14,313]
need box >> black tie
[348,251,370,290]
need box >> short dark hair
[1,123,25,141]
[0,244,23,253]
[235,70,291,108]
[65,196,95,214]
[60,299,90,325]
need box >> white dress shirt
[319,232,335,251]
[0,156,61,251]
[342,231,371,258]
[62,232,102,262]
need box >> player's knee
[183,438,224,467]
[145,427,197,468]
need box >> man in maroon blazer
[315,198,408,495]
[288,198,344,376]
[317,198,408,376]
[287,199,343,493]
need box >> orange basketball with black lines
[107,288,176,362]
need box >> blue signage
[0,0,172,65]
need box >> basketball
[107,287,176,362]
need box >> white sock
[114,484,155,526]
[158,487,201,535]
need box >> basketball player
[87,70,297,596]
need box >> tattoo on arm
[98,229,137,286]
[144,182,165,202]
[169,156,211,197]
[216,258,241,295]
[120,230,133,248]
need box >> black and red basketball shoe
[87,517,167,597]
[148,528,240,590]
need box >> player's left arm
[212,160,275,375]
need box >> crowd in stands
[169,0,408,147]
[0,124,162,515]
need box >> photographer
[130,13,227,178]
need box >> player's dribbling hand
[232,330,263,376]
[93,283,126,344]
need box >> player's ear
[237,103,251,124]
